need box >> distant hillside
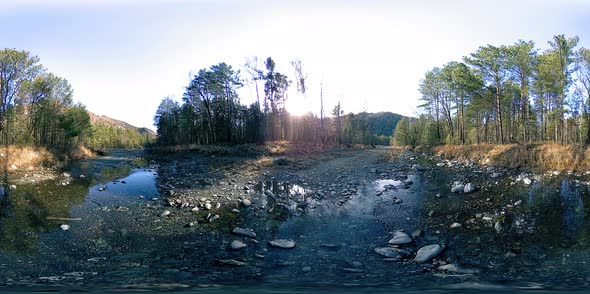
[367,112,404,137]
[89,112,156,137]
[85,112,155,149]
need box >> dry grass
[70,145,95,160]
[430,143,590,171]
[1,146,57,171]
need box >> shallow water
[2,153,590,292]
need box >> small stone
[264,190,275,198]
[514,200,523,206]
[438,263,481,274]
[232,227,257,238]
[523,178,532,185]
[269,239,296,249]
[411,229,423,239]
[9,184,16,190]
[209,214,220,222]
[374,247,410,259]
[204,203,213,210]
[160,210,171,217]
[59,224,70,231]
[494,221,503,233]
[191,207,199,212]
[219,259,247,266]
[231,208,240,213]
[241,199,252,207]
[388,231,412,245]
[451,184,465,193]
[450,222,462,229]
[168,190,176,196]
[463,183,476,193]
[395,199,403,204]
[230,240,247,250]
[302,266,312,272]
[415,244,444,263]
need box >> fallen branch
[45,216,82,221]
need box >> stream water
[1,152,590,292]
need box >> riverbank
[419,143,590,172]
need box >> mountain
[367,112,404,137]
[88,112,156,137]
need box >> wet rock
[388,231,412,245]
[411,229,423,239]
[241,199,252,207]
[98,187,107,192]
[302,266,312,272]
[438,263,481,274]
[219,259,247,266]
[451,184,465,193]
[269,239,296,249]
[264,190,275,198]
[231,208,240,213]
[60,224,70,231]
[374,247,410,259]
[514,200,523,206]
[415,244,444,263]
[160,210,171,217]
[450,222,463,229]
[209,214,220,222]
[523,178,532,185]
[191,207,199,212]
[204,203,213,210]
[494,221,503,233]
[463,183,476,193]
[395,199,403,204]
[230,240,247,250]
[232,227,257,238]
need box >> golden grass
[430,143,590,171]
[2,146,56,170]
[70,145,95,160]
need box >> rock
[191,207,199,212]
[241,199,252,207]
[160,210,171,217]
[415,244,444,263]
[232,227,257,238]
[451,184,465,193]
[514,200,523,206]
[59,224,70,231]
[10,164,17,170]
[209,214,220,222]
[463,183,476,193]
[268,239,296,249]
[231,208,240,213]
[264,190,275,198]
[494,221,503,233]
[374,247,410,259]
[395,199,403,204]
[411,229,423,239]
[230,240,247,250]
[450,222,462,229]
[185,221,197,227]
[482,216,493,221]
[438,263,481,274]
[98,187,106,192]
[370,168,377,173]
[168,190,176,196]
[351,261,363,268]
[9,184,16,190]
[219,259,247,266]
[302,266,312,272]
[388,231,412,245]
[204,203,213,210]
[523,178,532,185]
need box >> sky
[1,0,589,130]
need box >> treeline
[83,125,153,149]
[154,57,399,146]
[395,34,590,146]
[0,49,91,152]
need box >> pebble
[438,263,481,274]
[232,227,257,238]
[389,231,412,245]
[514,200,523,206]
[268,239,296,249]
[374,247,410,259]
[450,222,462,229]
[160,210,171,217]
[415,244,444,263]
[230,240,247,250]
[219,259,247,266]
[463,183,476,193]
[302,266,312,272]
[59,224,70,231]
[241,199,252,207]
[204,203,213,210]
[209,214,220,222]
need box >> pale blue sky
[1,0,589,130]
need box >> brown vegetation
[2,146,56,171]
[427,143,590,171]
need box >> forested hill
[88,112,156,137]
[367,112,404,137]
[84,112,155,149]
